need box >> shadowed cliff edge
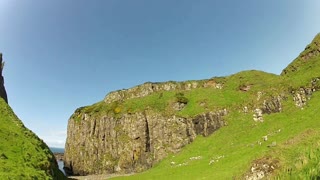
[0,53,8,103]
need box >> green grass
[281,33,320,88]
[71,70,320,179]
[0,98,66,179]
[75,70,288,119]
[111,91,320,179]
[71,68,320,179]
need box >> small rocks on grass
[189,156,202,160]
[257,141,262,146]
[209,155,225,165]
[176,162,188,167]
[262,135,268,141]
[267,141,277,148]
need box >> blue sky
[0,0,320,148]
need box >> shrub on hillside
[175,92,189,104]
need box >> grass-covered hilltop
[0,54,66,179]
[64,33,320,179]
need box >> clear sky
[0,0,320,148]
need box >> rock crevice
[144,112,151,153]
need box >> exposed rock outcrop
[253,109,263,122]
[291,77,320,109]
[54,153,64,161]
[0,53,8,103]
[245,94,284,122]
[105,81,199,104]
[104,80,224,104]
[64,110,227,175]
[292,88,312,108]
[245,156,279,180]
[261,96,283,114]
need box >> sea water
[50,147,66,175]
[50,147,64,153]
[57,160,66,175]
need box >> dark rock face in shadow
[0,53,8,103]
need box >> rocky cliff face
[0,53,8,103]
[64,79,228,176]
[64,109,227,175]
[65,77,296,176]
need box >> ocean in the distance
[50,147,64,153]
[50,147,66,175]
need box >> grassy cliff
[66,34,320,179]
[0,98,66,179]
[111,93,320,179]
[109,34,320,179]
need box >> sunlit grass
[0,98,65,179]
[112,91,320,179]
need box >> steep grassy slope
[282,33,320,87]
[0,98,66,179]
[111,91,320,179]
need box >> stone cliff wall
[0,53,8,103]
[64,110,227,175]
